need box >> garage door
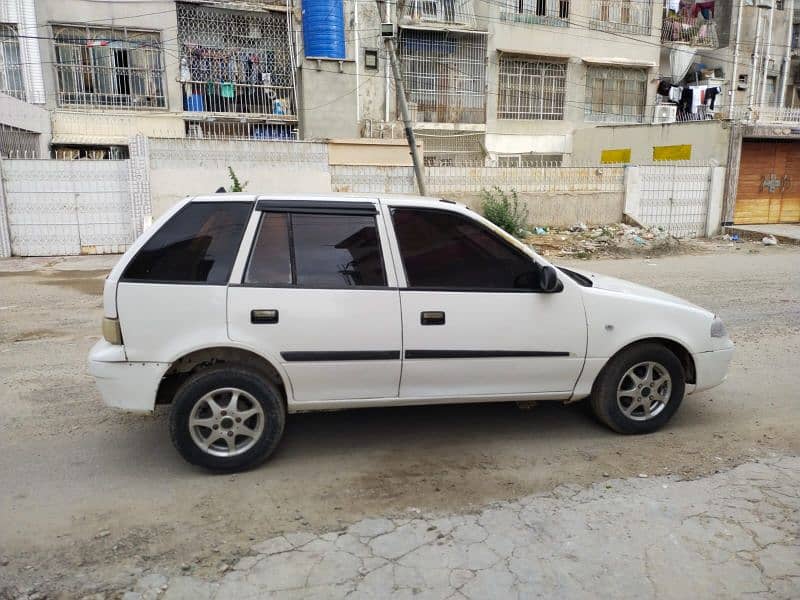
[734,140,800,224]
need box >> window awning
[398,24,490,35]
[582,57,657,68]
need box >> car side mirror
[539,266,560,293]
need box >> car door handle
[420,311,445,326]
[251,309,279,324]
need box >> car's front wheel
[169,366,286,472]
[591,343,685,434]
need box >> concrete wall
[145,138,331,217]
[0,92,51,156]
[328,139,420,166]
[572,120,732,165]
[450,191,625,228]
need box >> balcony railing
[728,105,800,124]
[589,0,653,37]
[398,0,477,28]
[500,0,570,29]
[661,5,718,48]
[181,81,296,119]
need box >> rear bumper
[691,345,734,393]
[87,340,168,413]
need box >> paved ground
[123,457,800,600]
[1,245,799,598]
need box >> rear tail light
[102,317,124,345]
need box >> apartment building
[26,0,298,158]
[0,0,48,157]
[354,0,664,165]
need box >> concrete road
[0,245,798,598]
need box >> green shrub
[480,187,528,237]
[227,166,248,192]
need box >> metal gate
[639,166,711,238]
[3,159,133,256]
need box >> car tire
[169,366,286,472]
[590,343,685,434]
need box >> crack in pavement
[114,456,800,600]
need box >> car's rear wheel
[169,366,285,472]
[591,343,685,434]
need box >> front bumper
[87,340,168,413]
[691,344,735,393]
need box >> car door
[386,204,587,399]
[227,199,402,404]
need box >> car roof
[189,192,462,209]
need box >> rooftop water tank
[302,0,346,60]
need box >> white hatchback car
[89,193,734,471]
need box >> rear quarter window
[123,201,252,284]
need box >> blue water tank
[302,0,346,60]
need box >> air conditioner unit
[653,104,677,124]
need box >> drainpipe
[749,11,764,116]
[778,0,795,107]
[729,0,745,119]
[354,0,361,125]
[384,0,391,122]
[759,4,775,107]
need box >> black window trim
[255,199,378,215]
[120,200,254,286]
[241,209,390,289]
[388,206,560,294]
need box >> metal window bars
[398,0,477,29]
[184,119,298,141]
[399,30,487,125]
[0,24,25,101]
[176,2,297,121]
[415,130,486,165]
[0,123,39,158]
[500,0,570,28]
[584,65,647,123]
[589,0,653,37]
[498,56,566,120]
[661,2,719,48]
[53,25,166,108]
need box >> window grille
[177,2,297,120]
[53,25,165,108]
[399,30,487,125]
[0,123,38,158]
[416,130,485,165]
[398,0,477,28]
[585,65,647,123]
[496,153,563,167]
[501,0,570,28]
[498,56,566,120]
[589,1,653,36]
[0,24,25,100]
[185,119,297,141]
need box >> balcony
[499,0,570,29]
[589,0,653,37]
[398,0,477,29]
[661,3,719,48]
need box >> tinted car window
[391,208,539,290]
[244,213,292,285]
[123,201,251,284]
[292,213,386,287]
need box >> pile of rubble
[523,222,688,259]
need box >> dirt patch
[38,276,106,296]
[524,222,708,260]
[11,329,60,342]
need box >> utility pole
[376,0,427,196]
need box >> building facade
[0,0,795,175]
